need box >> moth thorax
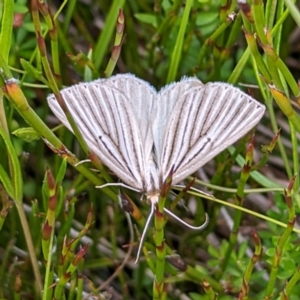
[144,160,161,195]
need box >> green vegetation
[0,0,300,299]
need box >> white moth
[47,74,265,258]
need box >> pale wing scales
[98,74,156,143]
[160,82,265,185]
[154,77,204,162]
[102,74,162,192]
[47,82,146,190]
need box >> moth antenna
[172,184,214,198]
[96,182,140,193]
[74,159,92,167]
[134,200,155,264]
[163,208,209,230]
